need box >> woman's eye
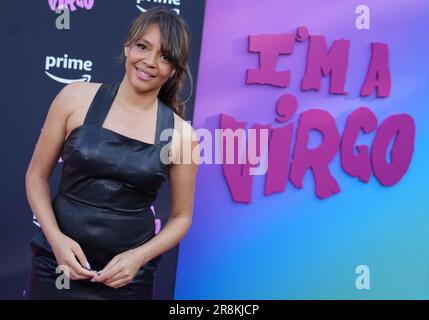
[137,43,147,50]
[161,55,171,62]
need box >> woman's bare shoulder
[62,81,102,103]
[170,113,199,165]
[55,82,103,137]
[56,82,101,115]
[173,113,197,139]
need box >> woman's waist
[56,186,155,213]
[30,229,159,273]
[52,193,156,267]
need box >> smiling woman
[121,6,192,119]
[24,6,199,300]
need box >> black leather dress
[24,83,174,299]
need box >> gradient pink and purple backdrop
[174,0,429,299]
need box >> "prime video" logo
[45,54,93,84]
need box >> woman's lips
[135,67,155,81]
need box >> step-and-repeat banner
[176,0,429,299]
[2,0,428,300]
[0,0,205,299]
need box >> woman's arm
[140,119,200,260]
[26,82,97,280]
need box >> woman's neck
[116,75,159,111]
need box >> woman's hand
[90,248,145,289]
[50,232,97,281]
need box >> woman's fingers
[92,263,121,283]
[97,256,119,275]
[72,244,92,271]
[66,255,97,279]
[58,264,76,280]
[51,234,97,280]
[105,277,130,289]
[102,271,124,284]
[71,245,98,278]
[57,259,85,280]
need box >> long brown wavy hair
[118,6,192,119]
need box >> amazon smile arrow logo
[45,72,91,84]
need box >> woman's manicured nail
[83,262,91,270]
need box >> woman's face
[124,23,176,93]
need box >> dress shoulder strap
[155,99,175,147]
[83,83,120,126]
